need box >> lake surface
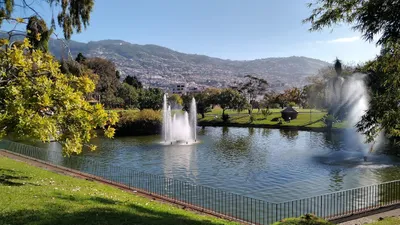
[31,127,400,203]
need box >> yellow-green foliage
[136,109,162,122]
[0,39,118,155]
[118,109,161,124]
[116,109,161,135]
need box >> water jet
[162,94,198,144]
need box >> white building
[172,83,187,95]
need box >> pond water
[31,127,400,203]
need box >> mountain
[49,39,329,91]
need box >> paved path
[338,208,400,225]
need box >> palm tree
[334,58,342,76]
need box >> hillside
[48,39,330,90]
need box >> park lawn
[368,218,400,225]
[107,109,139,113]
[0,157,239,225]
[200,111,328,128]
[207,108,324,115]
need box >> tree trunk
[201,113,205,118]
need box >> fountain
[325,73,382,156]
[162,94,198,144]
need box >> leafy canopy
[0,0,94,40]
[357,42,400,143]
[214,89,248,114]
[304,0,400,45]
[138,88,163,111]
[0,39,118,155]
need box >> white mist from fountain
[162,94,198,144]
[326,73,382,155]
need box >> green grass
[200,110,329,128]
[200,108,350,129]
[207,108,324,115]
[367,218,400,225]
[0,157,239,225]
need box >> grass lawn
[199,107,350,129]
[207,108,324,115]
[200,110,334,128]
[0,156,239,225]
[367,218,400,225]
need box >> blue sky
[5,0,380,63]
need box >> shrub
[222,113,230,123]
[261,108,273,119]
[115,109,162,136]
[288,102,296,107]
[272,214,333,225]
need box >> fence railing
[1,140,400,225]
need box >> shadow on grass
[0,201,232,225]
[54,193,120,205]
[0,168,35,186]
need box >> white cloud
[317,36,360,44]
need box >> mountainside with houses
[47,39,330,91]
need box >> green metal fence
[1,140,400,224]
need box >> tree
[182,92,212,118]
[357,42,400,143]
[117,83,139,109]
[215,89,247,115]
[233,75,268,113]
[26,16,53,52]
[138,88,163,110]
[0,0,94,40]
[334,58,342,77]
[75,53,86,63]
[283,87,302,107]
[305,0,400,144]
[115,70,121,80]
[0,39,118,155]
[304,0,400,45]
[84,57,120,108]
[124,75,143,89]
[168,94,183,108]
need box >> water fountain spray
[162,94,198,144]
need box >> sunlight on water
[32,127,400,203]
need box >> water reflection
[19,126,400,202]
[248,127,255,136]
[222,126,229,135]
[261,128,271,137]
[279,129,299,140]
[329,169,345,192]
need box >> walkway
[337,207,400,225]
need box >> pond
[30,126,400,203]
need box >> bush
[261,108,272,119]
[288,102,296,107]
[222,113,230,123]
[273,214,333,225]
[115,109,162,136]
